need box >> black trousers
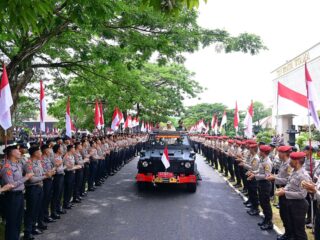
[233,160,241,184]
[51,174,64,215]
[81,163,90,194]
[227,156,235,179]
[315,207,320,240]
[240,167,248,190]
[40,178,53,221]
[218,152,224,172]
[213,150,219,169]
[247,179,259,209]
[4,191,24,240]
[73,168,83,200]
[278,195,291,237]
[24,185,43,236]
[88,160,98,188]
[257,180,272,222]
[287,199,308,240]
[63,171,75,207]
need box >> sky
[183,0,320,110]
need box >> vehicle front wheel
[186,183,197,193]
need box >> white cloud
[184,0,320,110]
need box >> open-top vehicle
[135,131,198,193]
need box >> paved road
[37,155,277,240]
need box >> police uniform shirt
[272,154,282,170]
[0,161,27,191]
[304,157,316,175]
[74,152,84,167]
[25,159,45,186]
[275,160,292,185]
[254,156,272,180]
[63,154,75,172]
[244,153,259,171]
[54,154,65,175]
[284,168,311,199]
[42,155,54,173]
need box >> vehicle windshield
[148,133,189,146]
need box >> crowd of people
[0,133,147,240]
[189,135,320,240]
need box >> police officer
[40,144,56,223]
[248,145,273,230]
[63,144,79,209]
[276,151,311,240]
[1,145,33,240]
[266,145,292,240]
[80,139,90,196]
[51,144,65,219]
[24,146,54,239]
[241,143,260,216]
[73,142,86,203]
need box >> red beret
[235,140,242,145]
[290,152,306,160]
[249,144,258,148]
[278,146,292,153]
[228,140,234,144]
[246,140,257,145]
[223,136,229,139]
[259,145,272,153]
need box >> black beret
[17,143,28,149]
[41,144,50,152]
[3,145,18,155]
[303,145,314,151]
[28,146,40,156]
[67,144,74,151]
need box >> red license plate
[157,172,174,178]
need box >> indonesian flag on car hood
[161,145,170,169]
[0,65,13,130]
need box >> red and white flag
[161,145,170,169]
[46,126,50,134]
[66,97,72,137]
[211,114,216,129]
[219,110,227,132]
[40,80,47,132]
[305,63,320,130]
[94,100,101,129]
[111,107,121,131]
[243,101,254,138]
[234,101,239,133]
[0,65,13,130]
[99,101,104,128]
[141,121,146,132]
[124,115,132,129]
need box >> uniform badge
[264,165,270,172]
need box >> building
[272,42,320,142]
[23,114,59,132]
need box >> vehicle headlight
[142,161,149,167]
[185,162,191,169]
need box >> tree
[252,101,272,125]
[0,0,266,139]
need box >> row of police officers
[190,135,320,240]
[0,133,147,240]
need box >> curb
[207,162,284,236]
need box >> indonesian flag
[0,65,13,130]
[119,110,124,124]
[243,101,254,138]
[161,145,170,169]
[124,115,132,129]
[46,127,50,134]
[234,101,239,133]
[40,80,47,132]
[94,100,101,129]
[141,121,146,132]
[214,118,218,135]
[205,123,209,134]
[135,117,140,127]
[211,114,216,129]
[305,63,320,130]
[66,97,72,137]
[219,110,227,132]
[32,125,37,133]
[111,107,121,131]
[99,101,104,128]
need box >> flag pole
[4,129,7,161]
[305,62,314,231]
[276,81,280,135]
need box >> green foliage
[253,101,272,124]
[296,132,309,149]
[0,0,266,134]
[256,130,273,144]
[12,95,37,126]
